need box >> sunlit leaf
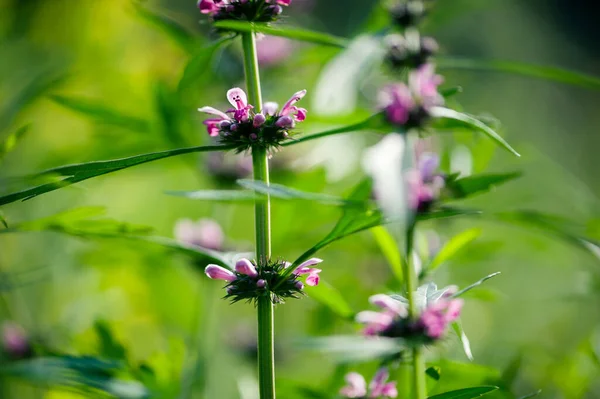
[213,21,348,48]
[178,36,235,92]
[133,3,197,51]
[430,107,520,157]
[371,226,404,283]
[446,173,521,199]
[0,125,30,161]
[428,386,498,399]
[438,57,600,91]
[452,321,474,361]
[453,272,501,298]
[427,228,482,273]
[298,335,405,363]
[0,144,233,206]
[304,281,355,320]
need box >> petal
[305,273,320,286]
[277,0,292,5]
[369,294,407,317]
[297,258,323,269]
[227,87,248,109]
[235,258,258,277]
[262,101,279,116]
[444,299,463,322]
[355,311,393,326]
[294,107,307,122]
[280,89,307,116]
[198,106,229,120]
[205,265,237,282]
[381,382,398,398]
[418,152,440,180]
[340,372,367,398]
[369,368,390,396]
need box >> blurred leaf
[452,321,474,361]
[438,57,600,91]
[427,386,498,399]
[50,95,150,133]
[0,210,7,228]
[453,272,501,298]
[427,228,482,273]
[282,114,388,147]
[0,144,234,206]
[0,125,30,161]
[298,335,405,363]
[178,36,235,92]
[430,107,520,157]
[238,179,359,206]
[154,82,190,149]
[517,390,542,399]
[371,226,404,283]
[446,173,521,200]
[133,3,197,52]
[427,366,442,381]
[166,189,258,202]
[418,207,482,221]
[95,321,127,361]
[213,21,349,48]
[441,86,463,98]
[304,281,355,320]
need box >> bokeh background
[1,0,600,398]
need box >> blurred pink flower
[419,298,463,339]
[405,152,445,212]
[2,321,29,357]
[257,36,294,67]
[174,218,225,251]
[340,368,398,398]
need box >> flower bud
[235,258,258,277]
[390,1,426,28]
[275,115,295,128]
[257,279,267,288]
[205,265,237,282]
[249,133,258,140]
[295,281,304,290]
[253,113,266,127]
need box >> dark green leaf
[0,144,233,206]
[298,335,405,363]
[430,107,520,157]
[428,386,498,399]
[178,37,234,92]
[95,321,127,360]
[304,281,354,320]
[133,3,197,51]
[438,57,600,91]
[213,21,349,48]
[237,179,359,206]
[446,172,521,199]
[426,366,442,381]
[0,125,30,161]
[453,272,501,298]
[452,321,474,361]
[50,95,150,133]
[427,228,481,273]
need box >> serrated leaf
[446,172,521,199]
[298,335,405,363]
[430,107,520,157]
[428,386,498,399]
[237,179,357,206]
[438,57,600,91]
[452,321,474,361]
[178,37,234,92]
[133,4,197,51]
[0,144,233,206]
[427,228,482,273]
[371,226,404,283]
[213,21,348,48]
[50,95,150,133]
[453,272,501,298]
[0,125,30,161]
[304,281,354,320]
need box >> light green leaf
[452,321,474,361]
[133,3,197,51]
[517,390,542,399]
[298,336,405,363]
[371,226,404,283]
[430,107,520,157]
[166,189,258,202]
[438,57,600,91]
[0,211,7,228]
[417,207,482,221]
[453,272,501,298]
[50,95,150,133]
[237,179,357,206]
[427,228,482,273]
[446,173,521,200]
[304,281,354,320]
[0,144,233,206]
[428,386,498,399]
[213,21,348,48]
[0,125,30,161]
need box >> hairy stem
[241,31,275,399]
[404,222,427,399]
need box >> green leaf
[237,179,358,206]
[438,57,600,91]
[0,210,7,228]
[446,172,521,199]
[430,107,520,157]
[166,189,258,202]
[213,21,349,48]
[298,335,405,363]
[452,321,474,361]
[453,272,502,298]
[426,366,442,381]
[371,226,404,283]
[418,207,482,221]
[178,37,234,92]
[50,95,150,133]
[428,386,498,399]
[95,321,127,360]
[517,390,542,399]
[0,144,233,206]
[133,3,197,51]
[427,228,482,273]
[304,281,354,320]
[0,125,30,161]
[282,113,387,147]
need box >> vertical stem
[241,31,275,399]
[404,222,427,399]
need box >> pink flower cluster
[174,218,225,251]
[356,292,463,341]
[379,64,444,127]
[198,0,292,21]
[340,368,398,398]
[405,152,445,212]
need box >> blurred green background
[1,0,600,398]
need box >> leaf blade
[428,386,498,399]
[304,281,354,320]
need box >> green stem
[241,31,275,399]
[404,222,427,399]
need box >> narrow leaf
[438,57,600,91]
[166,189,257,202]
[0,125,30,161]
[418,207,482,221]
[427,228,482,273]
[430,107,520,157]
[0,144,233,206]
[304,281,354,320]
[213,21,348,48]
[371,226,404,283]
[298,336,404,363]
[428,386,498,399]
[0,211,7,228]
[452,321,474,361]
[453,272,501,298]
[446,172,521,199]
[178,37,234,92]
[237,179,357,206]
[134,4,197,51]
[517,390,542,399]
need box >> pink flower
[292,258,322,286]
[227,88,253,122]
[2,321,29,357]
[235,258,258,277]
[409,64,444,108]
[379,84,414,125]
[405,152,445,211]
[174,218,225,251]
[369,294,407,317]
[198,0,222,15]
[205,265,237,282]
[355,310,395,336]
[340,368,398,398]
[418,298,463,339]
[257,36,294,67]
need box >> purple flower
[355,310,395,336]
[2,321,29,357]
[379,84,414,125]
[405,152,445,211]
[235,258,258,277]
[198,0,221,15]
[174,218,225,251]
[205,265,237,282]
[292,258,322,286]
[409,64,444,108]
[418,298,463,339]
[340,368,398,398]
[257,35,294,67]
[199,0,292,20]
